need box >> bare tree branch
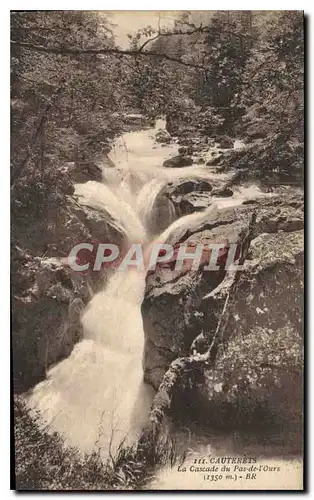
[138,33,160,52]
[10,39,209,71]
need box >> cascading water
[27,119,269,458]
[26,120,183,457]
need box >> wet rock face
[211,187,233,198]
[196,230,303,432]
[142,196,304,428]
[12,192,120,392]
[166,179,213,215]
[142,205,256,389]
[167,179,212,197]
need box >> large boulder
[163,155,193,168]
[167,179,212,197]
[12,193,122,391]
[142,196,304,431]
[195,229,303,433]
[166,179,213,215]
[70,197,125,248]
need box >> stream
[25,119,301,486]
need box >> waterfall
[74,181,147,243]
[26,120,180,456]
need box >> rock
[70,197,125,247]
[14,191,125,261]
[142,196,303,431]
[253,202,304,236]
[163,155,193,168]
[70,162,104,183]
[166,179,213,215]
[211,187,233,197]
[142,204,254,389]
[246,126,268,140]
[167,179,212,197]
[178,138,193,147]
[217,136,234,149]
[123,113,144,126]
[196,230,303,431]
[178,146,194,155]
[178,192,212,214]
[12,257,93,392]
[12,202,90,258]
[155,129,171,144]
[206,154,223,166]
[146,194,178,236]
[199,326,302,433]
[111,113,151,132]
[215,166,226,173]
[12,190,121,391]
[64,155,115,184]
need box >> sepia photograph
[11,9,304,491]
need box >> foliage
[11,11,123,220]
[123,10,303,181]
[14,397,183,490]
[221,11,303,181]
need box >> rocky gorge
[12,116,304,475]
[12,115,152,392]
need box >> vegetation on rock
[14,397,183,490]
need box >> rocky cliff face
[12,114,155,392]
[12,253,91,391]
[12,155,120,392]
[142,191,304,432]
